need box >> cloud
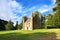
[38,0,56,13]
[0,0,37,24]
[0,0,56,25]
[52,0,56,4]
[23,6,36,13]
[38,5,51,13]
[0,0,23,24]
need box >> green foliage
[53,0,60,27]
[34,11,40,15]
[14,21,18,29]
[45,14,53,27]
[0,19,8,30]
[56,0,60,3]
[33,11,41,17]
[5,20,14,30]
[18,22,22,30]
[23,16,28,19]
[22,16,28,22]
[45,0,60,28]
[53,12,60,27]
[41,15,46,28]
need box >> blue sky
[0,0,56,25]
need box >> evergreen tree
[14,21,18,29]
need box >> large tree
[45,0,60,28]
[53,0,60,27]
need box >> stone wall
[22,13,42,30]
[33,15,42,29]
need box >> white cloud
[52,0,56,4]
[0,0,56,24]
[0,0,37,24]
[38,0,56,13]
[0,0,23,24]
[38,5,52,13]
[22,6,36,14]
[40,9,49,13]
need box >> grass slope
[0,29,60,40]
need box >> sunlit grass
[0,29,60,40]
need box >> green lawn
[0,29,60,40]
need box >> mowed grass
[0,29,60,40]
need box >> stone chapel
[22,11,43,30]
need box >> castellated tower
[22,11,42,30]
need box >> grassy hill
[0,29,60,40]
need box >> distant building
[22,11,43,30]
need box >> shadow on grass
[0,32,60,40]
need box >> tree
[22,16,28,22]
[0,19,8,30]
[34,11,40,15]
[45,14,53,28]
[5,20,14,30]
[52,0,60,28]
[42,15,46,28]
[18,22,22,30]
[45,0,60,28]
[14,21,18,30]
